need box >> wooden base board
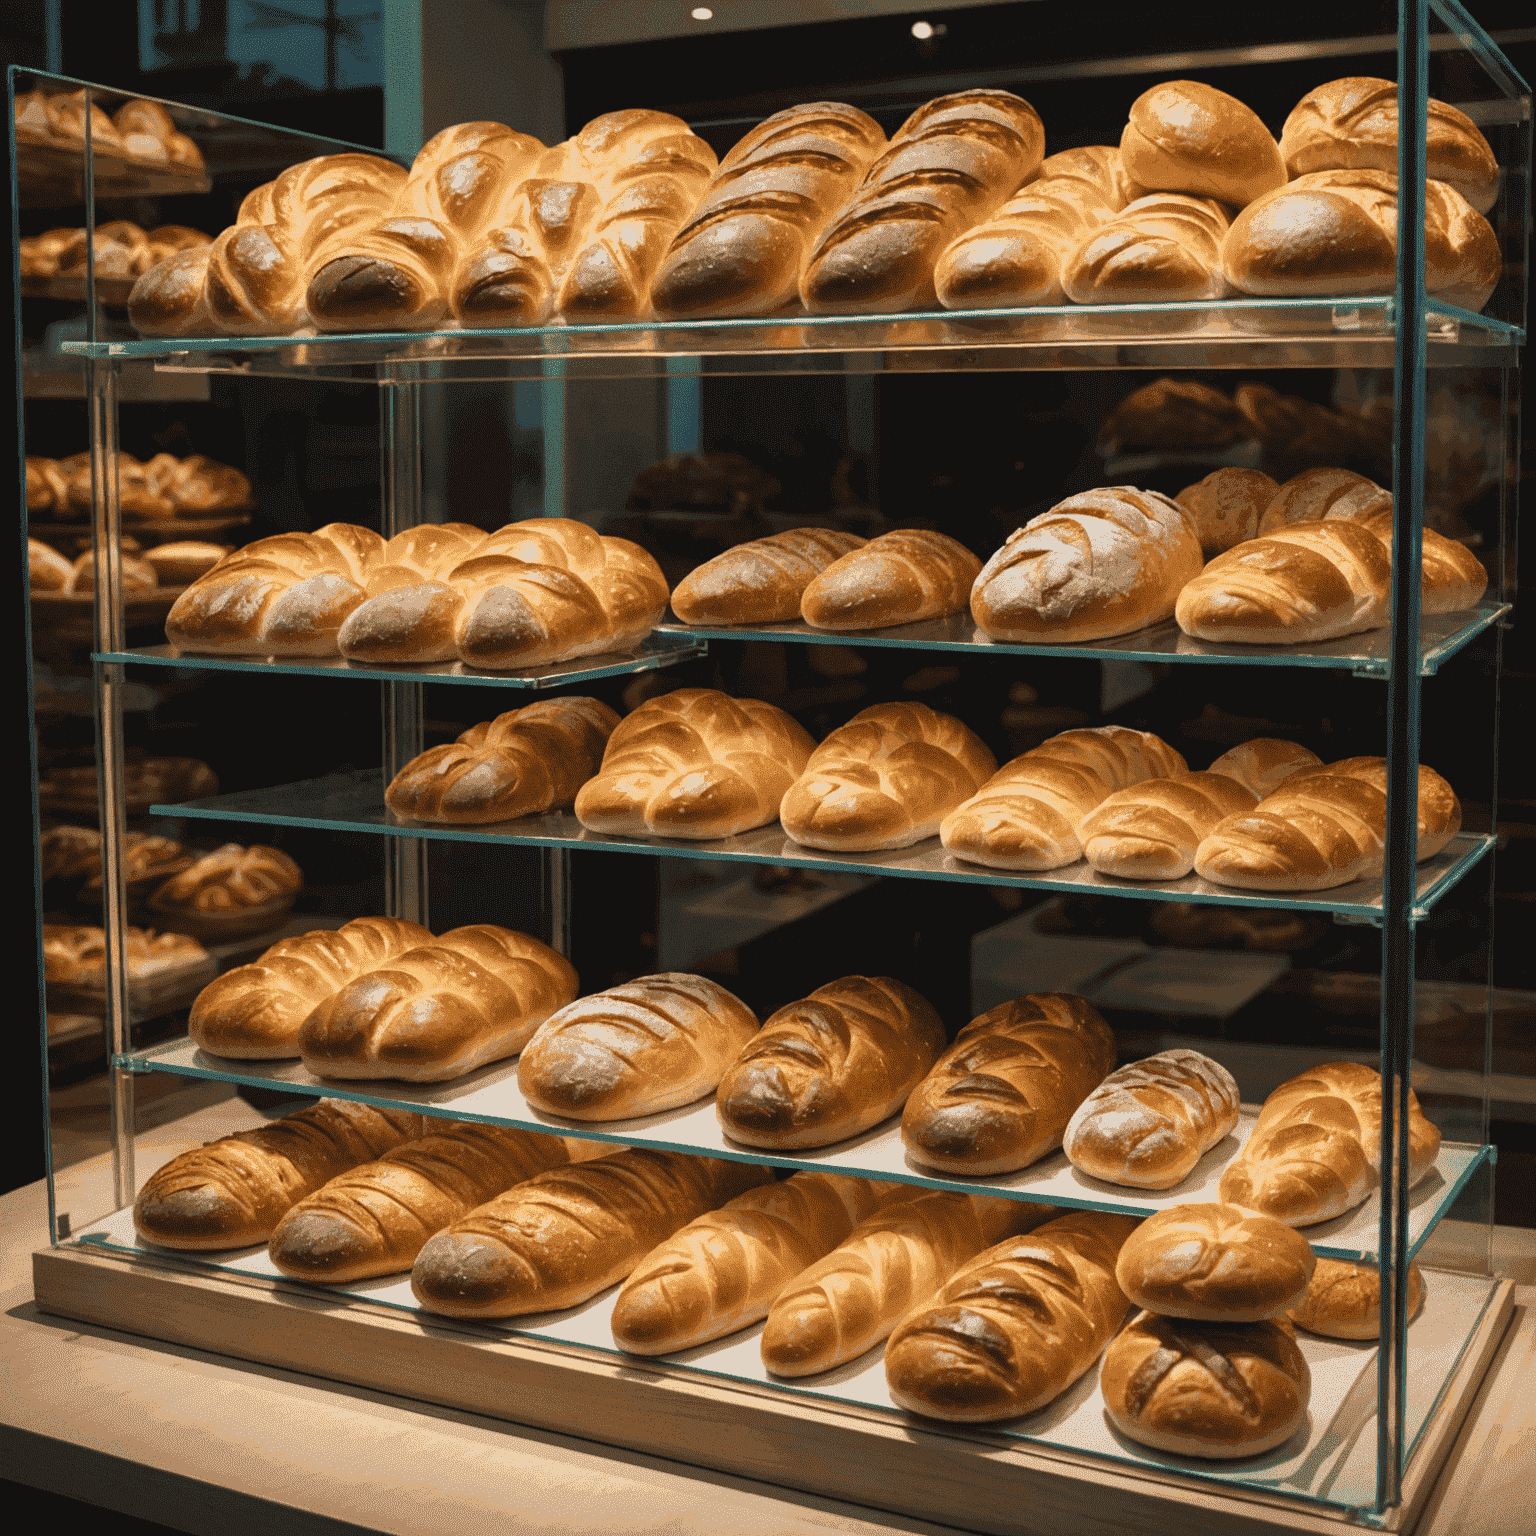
[32,1244,1514,1536]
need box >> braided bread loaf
[671,528,866,625]
[1120,80,1286,207]
[1078,771,1260,880]
[800,529,981,631]
[1062,193,1230,306]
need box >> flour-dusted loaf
[299,925,578,1082]
[1176,468,1279,558]
[519,973,759,1120]
[134,1099,423,1249]
[717,976,946,1150]
[902,993,1116,1176]
[885,1211,1140,1422]
[799,529,981,631]
[671,528,866,625]
[611,1171,890,1354]
[1078,771,1259,880]
[1063,1049,1240,1190]
[1061,193,1230,306]
[780,702,996,852]
[268,1122,569,1282]
[573,688,815,839]
[1120,80,1286,207]
[411,1148,772,1317]
[1286,1256,1425,1339]
[971,487,1203,644]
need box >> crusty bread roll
[189,916,431,1059]
[717,976,945,1150]
[519,973,759,1120]
[1205,738,1323,800]
[1195,756,1461,893]
[611,1171,889,1354]
[1280,78,1499,215]
[799,529,981,631]
[1176,468,1279,558]
[780,702,996,852]
[411,1148,772,1317]
[1061,193,1230,306]
[1344,506,1489,616]
[1224,170,1501,313]
[1078,771,1259,880]
[268,1123,569,1282]
[1121,81,1286,207]
[652,102,886,319]
[299,925,578,1082]
[134,1099,423,1250]
[885,1211,1140,1422]
[29,539,74,593]
[1116,1204,1316,1321]
[1101,1312,1310,1458]
[1287,1256,1425,1339]
[941,725,1186,872]
[1258,468,1393,534]
[970,487,1203,644]
[574,688,814,840]
[760,1192,1048,1376]
[671,529,866,625]
[386,697,619,825]
[1219,1060,1441,1226]
[802,90,1045,314]
[1063,1049,1240,1189]
[902,993,1115,1176]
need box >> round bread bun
[1120,80,1286,208]
[1176,467,1279,557]
[1286,1257,1425,1340]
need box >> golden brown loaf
[652,103,886,319]
[1286,1257,1425,1339]
[1078,771,1260,880]
[410,1148,772,1317]
[299,925,579,1082]
[573,688,815,840]
[386,697,619,825]
[64,548,157,595]
[1280,78,1499,215]
[940,725,1187,872]
[134,1099,423,1250]
[1223,170,1501,313]
[1063,1049,1240,1189]
[760,1192,1047,1376]
[113,99,203,172]
[885,1211,1140,1422]
[801,90,1045,314]
[148,842,301,937]
[1098,377,1245,451]
[1345,507,1489,616]
[1061,193,1230,306]
[780,702,996,852]
[1218,1060,1441,1226]
[1258,467,1393,533]
[43,924,207,987]
[189,916,430,1059]
[519,973,760,1120]
[717,976,946,1150]
[901,993,1116,1176]
[1205,738,1324,800]
[1121,81,1286,207]
[611,1171,889,1354]
[970,487,1204,644]
[267,1123,569,1282]
[671,528,867,625]
[28,538,73,593]
[1101,1313,1310,1458]
[1115,1204,1316,1321]
[1176,468,1280,558]
[799,528,982,631]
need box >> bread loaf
[519,973,759,1120]
[28,539,73,593]
[1258,468,1393,533]
[1061,193,1230,305]
[885,1211,1140,1422]
[760,1192,1048,1376]
[1280,78,1499,215]
[717,976,946,1149]
[802,90,1045,314]
[970,487,1203,644]
[268,1122,569,1282]
[1120,81,1286,207]
[386,697,619,825]
[189,916,430,1058]
[1218,1060,1441,1226]
[780,702,996,852]
[1101,1313,1310,1458]
[671,528,867,625]
[410,1148,772,1317]
[1078,771,1260,880]
[1063,1049,1240,1189]
[902,993,1116,1175]
[652,103,886,319]
[1205,738,1323,800]
[1344,507,1489,615]
[1176,468,1279,558]
[134,1099,423,1249]
[148,842,302,936]
[611,1171,889,1354]
[142,541,231,586]
[940,726,1187,872]
[299,925,578,1082]
[799,529,981,631]
[1286,1256,1425,1339]
[1099,378,1245,452]
[573,688,814,839]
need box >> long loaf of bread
[671,528,866,625]
[799,528,981,631]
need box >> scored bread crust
[671,528,866,625]
[1206,738,1323,800]
[1176,467,1279,558]
[800,528,981,632]
[1286,1256,1426,1340]
[1258,467,1393,533]
[1078,770,1259,880]
[1061,193,1230,306]
[1119,80,1286,207]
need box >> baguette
[671,528,866,625]
[1077,771,1259,880]
[799,529,981,631]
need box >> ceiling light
[691,6,713,18]
[910,20,934,39]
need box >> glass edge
[1428,0,1534,95]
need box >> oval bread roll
[1205,738,1323,800]
[1258,468,1393,533]
[1286,1257,1425,1340]
[1119,81,1286,207]
[1061,193,1230,306]
[671,528,866,625]
[1078,771,1259,880]
[799,529,981,632]
[1176,468,1279,558]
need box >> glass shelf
[152,768,1495,924]
[60,297,1524,381]
[95,634,708,689]
[119,1033,1489,1267]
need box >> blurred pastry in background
[149,843,304,939]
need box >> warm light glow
[691,6,713,18]
[910,20,934,39]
